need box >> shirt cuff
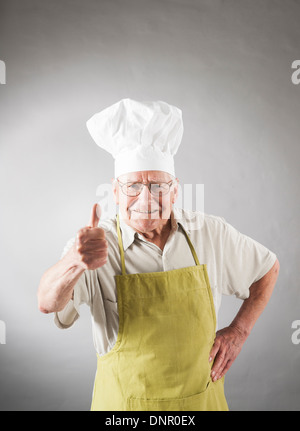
[54,299,79,329]
[253,251,277,283]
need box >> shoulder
[174,207,228,234]
[98,216,117,233]
[98,216,118,243]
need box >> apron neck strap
[179,225,201,266]
[116,214,126,275]
[116,214,200,275]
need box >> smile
[131,210,159,214]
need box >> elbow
[268,258,280,289]
[37,297,51,314]
[274,258,280,276]
[37,294,63,314]
[37,278,54,314]
[37,278,49,314]
[38,305,50,314]
[37,290,52,314]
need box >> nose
[137,184,153,204]
[140,183,152,197]
[136,185,159,212]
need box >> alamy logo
[291,60,300,85]
[291,320,300,345]
[0,60,6,84]
[0,320,6,344]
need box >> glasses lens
[123,183,143,196]
[120,182,172,196]
[150,183,169,196]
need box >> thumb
[88,203,101,228]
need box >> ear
[112,178,119,204]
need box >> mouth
[131,209,159,214]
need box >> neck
[138,219,172,251]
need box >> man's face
[112,170,178,233]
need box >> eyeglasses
[117,180,174,197]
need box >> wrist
[228,321,251,341]
[65,244,87,272]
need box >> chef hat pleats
[86,98,183,178]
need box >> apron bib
[91,215,228,411]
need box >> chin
[129,210,163,230]
[131,216,159,229]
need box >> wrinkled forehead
[117,170,174,183]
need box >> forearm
[37,245,85,314]
[229,258,280,338]
[209,258,280,380]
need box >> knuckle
[218,353,226,361]
[99,249,108,259]
[76,233,82,243]
[77,228,87,241]
[213,337,221,347]
[98,239,108,250]
[77,245,83,254]
[79,251,87,261]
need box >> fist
[75,203,108,270]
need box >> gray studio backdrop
[0,0,299,411]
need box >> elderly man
[38,99,279,411]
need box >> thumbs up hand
[75,204,108,270]
[88,202,101,228]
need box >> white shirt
[54,208,277,356]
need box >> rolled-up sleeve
[54,238,90,329]
[221,220,277,300]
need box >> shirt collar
[118,207,191,251]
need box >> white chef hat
[86,98,183,178]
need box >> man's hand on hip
[209,325,248,381]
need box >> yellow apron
[91,215,228,411]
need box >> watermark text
[95,182,205,231]
[0,60,6,84]
[291,320,300,345]
[0,320,6,344]
[291,60,300,85]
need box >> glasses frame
[117,180,175,197]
